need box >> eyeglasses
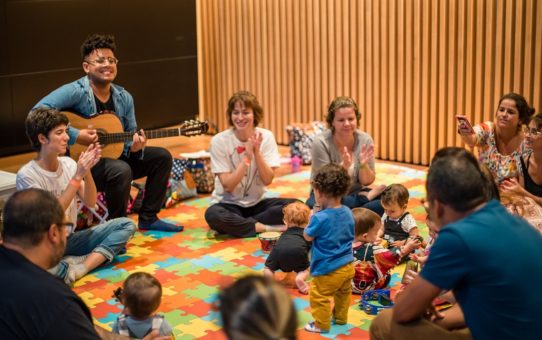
[523,127,542,138]
[57,221,75,234]
[85,57,119,65]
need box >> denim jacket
[34,76,137,157]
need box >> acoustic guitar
[63,111,208,159]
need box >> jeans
[306,189,384,216]
[56,217,136,278]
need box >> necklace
[228,146,256,198]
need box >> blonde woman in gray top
[307,96,385,215]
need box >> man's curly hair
[80,33,116,59]
[311,163,351,199]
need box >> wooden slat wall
[197,0,542,165]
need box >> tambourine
[360,289,394,315]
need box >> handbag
[164,158,198,208]
[286,121,325,165]
[179,151,215,194]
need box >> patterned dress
[474,121,527,183]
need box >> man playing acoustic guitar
[33,33,183,232]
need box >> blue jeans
[306,190,384,216]
[57,217,135,278]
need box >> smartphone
[456,115,474,134]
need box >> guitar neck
[100,128,184,144]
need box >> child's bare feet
[295,277,309,294]
[255,223,287,233]
[295,269,310,294]
[359,184,387,201]
[263,267,275,279]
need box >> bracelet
[359,163,368,170]
[69,179,81,188]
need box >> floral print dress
[474,121,527,183]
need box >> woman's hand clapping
[246,131,263,160]
[340,146,353,169]
[358,144,374,168]
[75,143,101,179]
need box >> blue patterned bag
[286,121,325,165]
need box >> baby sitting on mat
[112,272,173,339]
[378,184,420,258]
[264,201,312,294]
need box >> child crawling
[264,201,312,294]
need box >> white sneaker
[47,262,77,286]
[64,265,77,286]
[47,263,61,276]
[62,254,89,265]
[304,321,329,333]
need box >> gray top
[112,314,173,338]
[310,129,375,195]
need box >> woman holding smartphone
[457,93,534,183]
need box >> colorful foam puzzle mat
[74,162,428,339]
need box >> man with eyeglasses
[0,188,169,340]
[16,108,135,286]
[33,33,182,232]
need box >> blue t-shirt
[305,205,354,276]
[421,200,542,340]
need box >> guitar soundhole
[97,130,109,145]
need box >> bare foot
[266,224,287,232]
[296,276,309,294]
[263,267,275,279]
[295,269,310,294]
[255,223,287,233]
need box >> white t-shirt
[209,127,281,207]
[16,157,79,223]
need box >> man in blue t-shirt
[370,147,542,340]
